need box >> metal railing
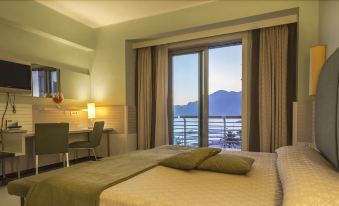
[173,116,242,150]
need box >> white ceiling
[37,1,210,28]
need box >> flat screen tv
[0,59,31,94]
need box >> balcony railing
[173,115,242,150]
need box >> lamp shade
[87,103,96,119]
[309,45,326,96]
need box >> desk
[26,128,114,156]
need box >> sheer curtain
[137,47,153,149]
[259,25,288,152]
[154,46,169,147]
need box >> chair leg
[16,156,21,179]
[1,159,5,184]
[35,155,39,175]
[91,149,97,161]
[62,153,65,167]
[65,153,69,167]
[75,150,78,161]
[20,197,24,206]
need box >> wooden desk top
[25,128,114,138]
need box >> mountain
[173,90,242,116]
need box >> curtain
[154,46,169,147]
[137,47,153,149]
[248,29,261,152]
[286,24,297,146]
[137,46,170,149]
[248,23,297,152]
[259,25,289,152]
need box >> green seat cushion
[159,147,221,170]
[197,153,254,175]
[69,141,92,148]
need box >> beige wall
[319,1,339,58]
[0,1,93,102]
[91,1,319,106]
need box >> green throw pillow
[197,154,254,175]
[160,147,221,170]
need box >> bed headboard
[315,47,339,170]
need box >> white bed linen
[276,145,339,206]
[100,151,282,206]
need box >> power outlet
[70,111,78,116]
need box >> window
[170,40,244,151]
[32,64,60,97]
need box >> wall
[319,1,339,58]
[91,1,319,106]
[0,1,94,102]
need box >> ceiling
[37,1,210,28]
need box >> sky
[172,44,242,105]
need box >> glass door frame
[169,48,204,147]
[168,32,249,150]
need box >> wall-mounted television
[0,59,32,94]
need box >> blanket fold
[23,145,191,206]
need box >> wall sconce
[87,103,96,128]
[309,45,326,96]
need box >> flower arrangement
[52,92,64,104]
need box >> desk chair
[35,123,69,175]
[69,121,104,161]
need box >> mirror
[31,64,60,98]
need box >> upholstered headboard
[315,47,339,170]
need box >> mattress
[100,151,282,206]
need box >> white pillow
[276,145,339,206]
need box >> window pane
[172,53,200,147]
[208,44,242,151]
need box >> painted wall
[319,1,339,58]
[91,1,319,106]
[0,1,94,103]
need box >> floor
[0,186,20,206]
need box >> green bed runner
[9,145,191,206]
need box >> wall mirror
[31,64,60,98]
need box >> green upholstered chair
[69,121,104,161]
[35,123,69,175]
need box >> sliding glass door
[208,44,242,151]
[172,52,202,147]
[170,42,243,150]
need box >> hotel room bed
[8,144,339,206]
[100,151,281,206]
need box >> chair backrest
[90,121,105,147]
[35,123,69,155]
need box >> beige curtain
[137,47,152,149]
[154,46,169,147]
[259,25,288,152]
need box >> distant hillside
[174,90,242,116]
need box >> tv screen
[0,60,31,93]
